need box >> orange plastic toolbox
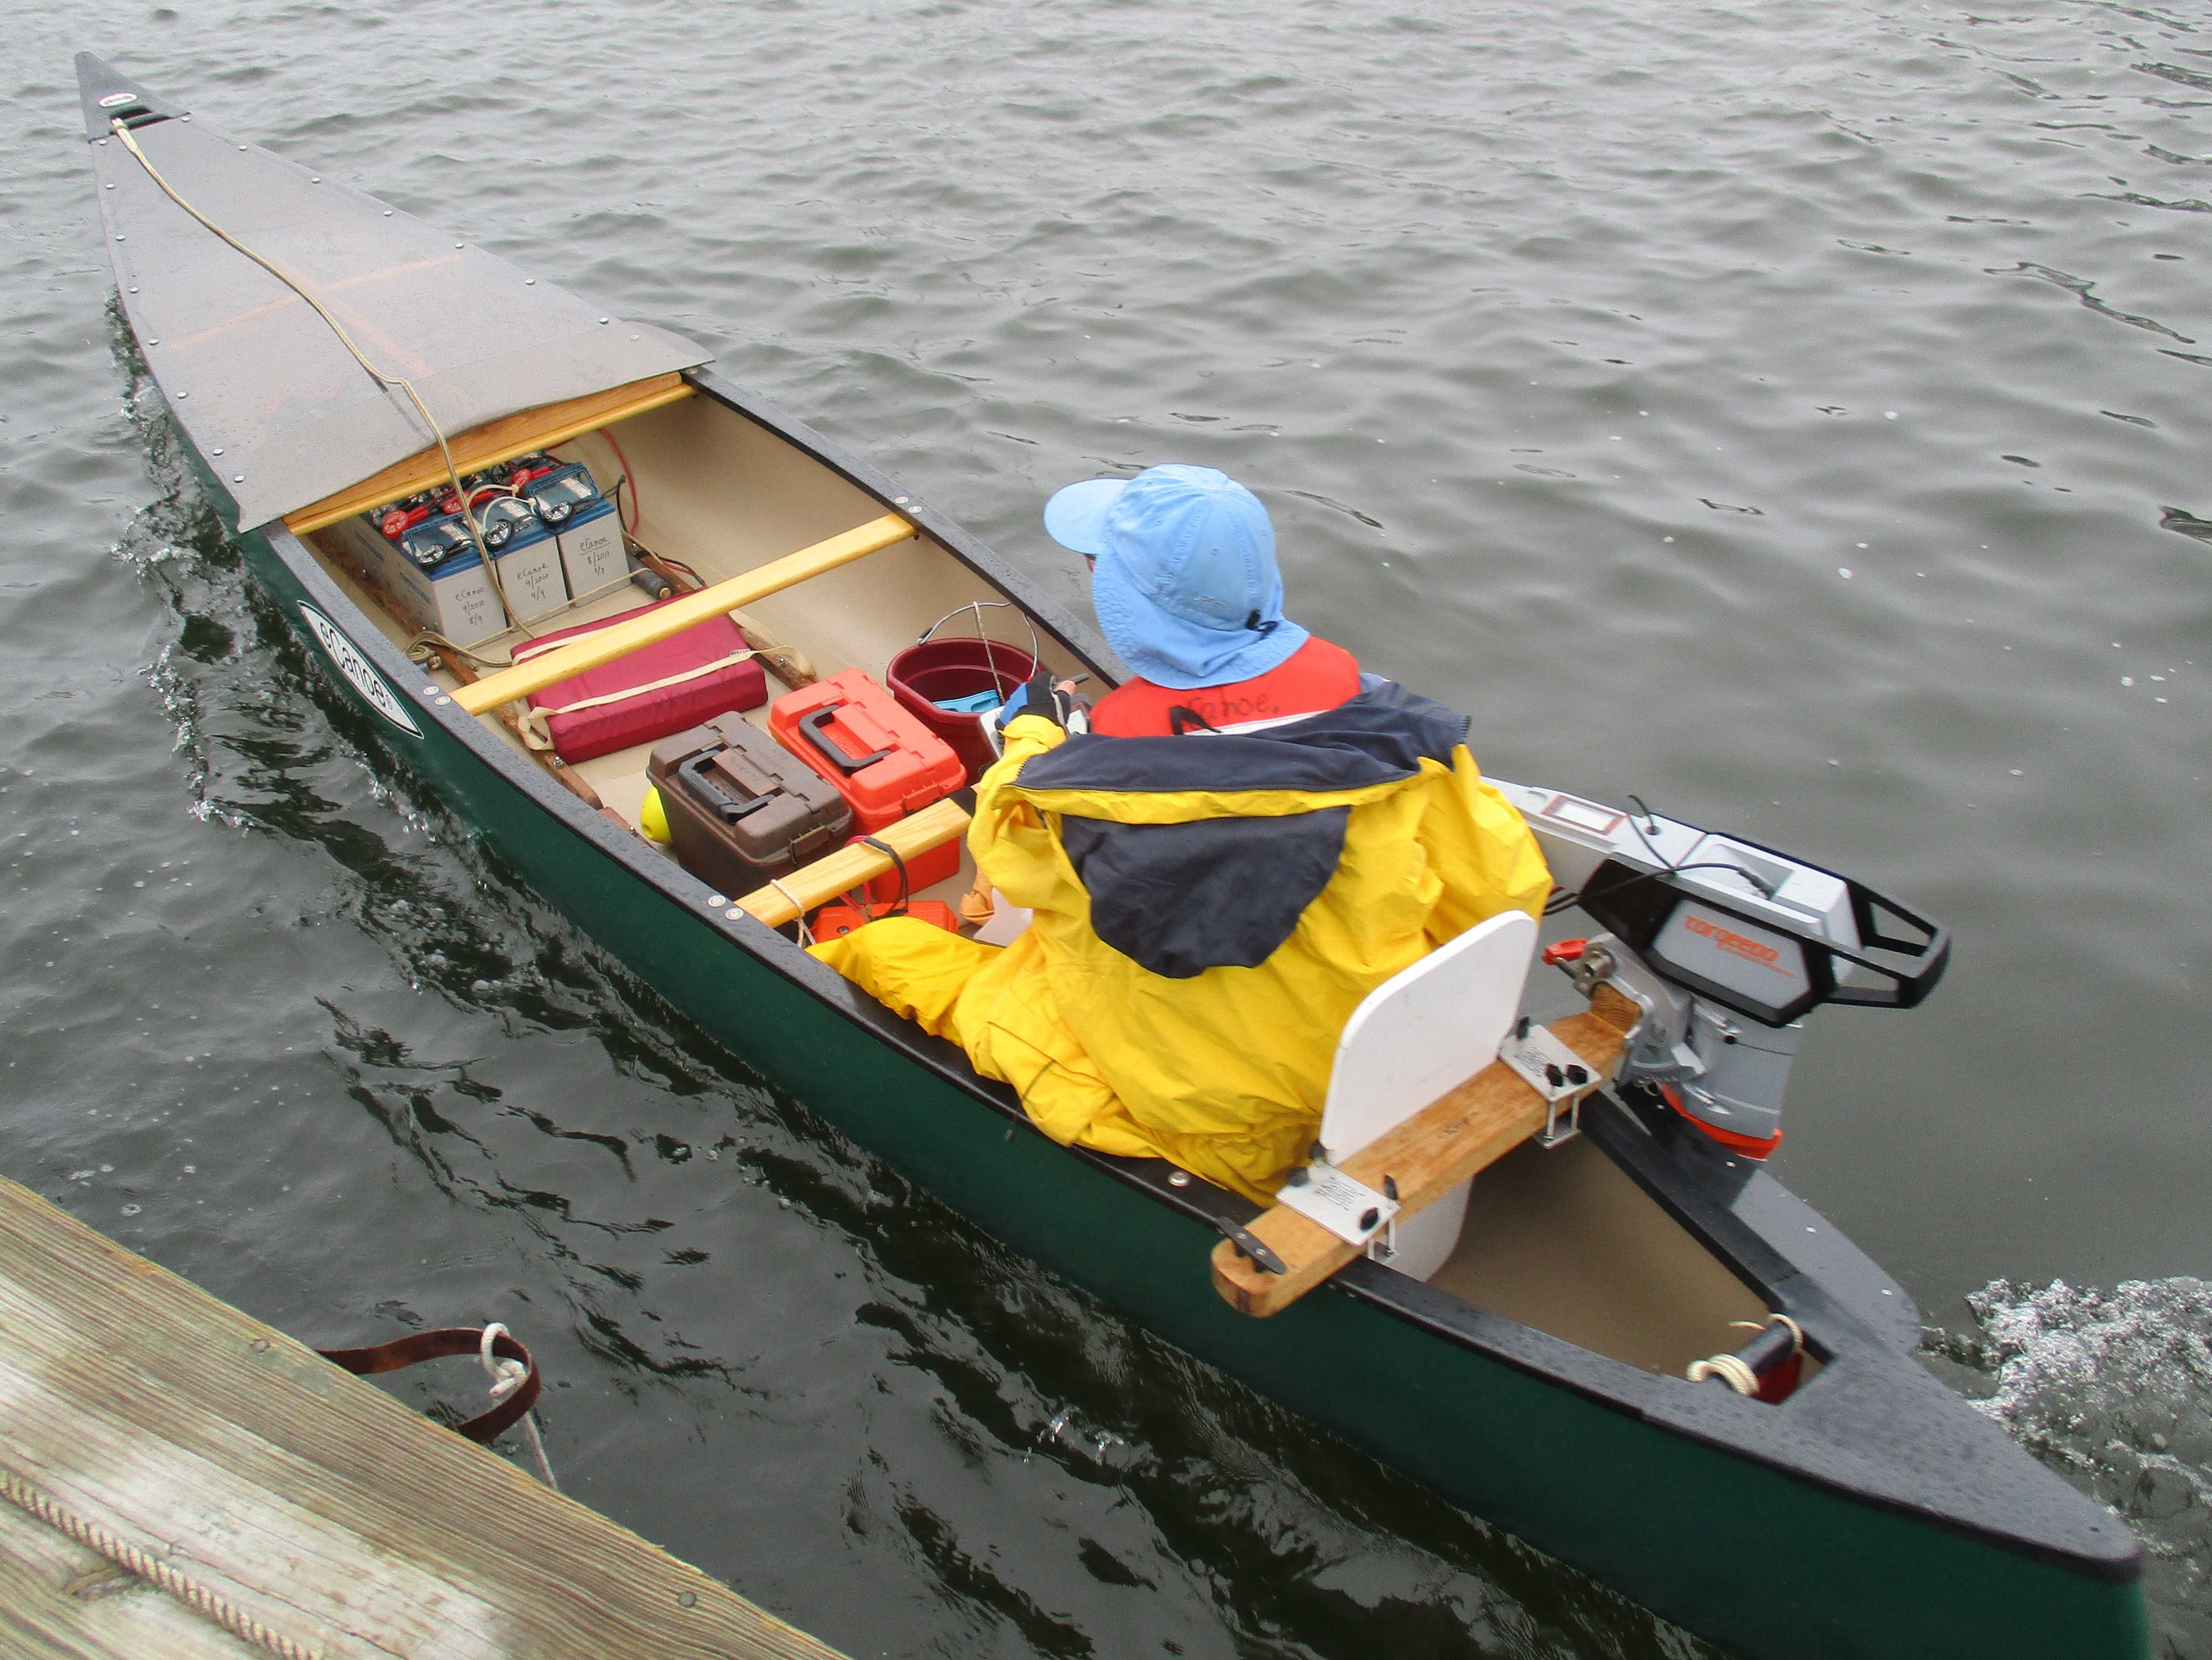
[767,669,967,834]
[846,830,961,904]
[812,900,961,942]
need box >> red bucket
[887,635,1037,783]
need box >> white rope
[476,1323,558,1490]
[1730,1312,1807,1350]
[1686,1353,1762,1396]
[763,877,812,944]
[1689,1314,1804,1396]
[107,117,533,635]
[0,1462,320,1660]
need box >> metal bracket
[1276,1163,1400,1249]
[1498,1022,1597,1147]
[1561,943,1616,999]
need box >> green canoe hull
[235,520,2149,1660]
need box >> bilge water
[5,0,2208,1654]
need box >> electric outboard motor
[1496,782,1949,1158]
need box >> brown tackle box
[648,716,854,898]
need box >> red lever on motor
[1541,938,1589,967]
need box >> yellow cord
[107,117,530,635]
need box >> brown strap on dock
[316,1327,541,1445]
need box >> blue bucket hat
[1043,464,1308,690]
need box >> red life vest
[1089,637,1362,737]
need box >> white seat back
[1321,909,1537,1160]
[1319,909,1537,1280]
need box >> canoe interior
[298,384,1796,1386]
[305,390,1071,898]
[1433,1135,1774,1377]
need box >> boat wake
[1926,1277,2212,1659]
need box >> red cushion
[517,601,767,764]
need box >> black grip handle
[678,753,776,824]
[798,706,892,775]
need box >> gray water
[3,1,2208,1654]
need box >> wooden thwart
[1211,986,1641,1318]
[738,799,972,928]
[453,514,917,716]
[282,372,696,536]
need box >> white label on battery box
[491,536,569,622]
[558,505,627,598]
[1277,1165,1399,1246]
[299,604,420,737]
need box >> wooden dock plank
[0,1497,263,1660]
[0,1176,849,1660]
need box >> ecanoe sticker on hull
[299,602,421,737]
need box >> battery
[522,462,629,601]
[474,496,570,624]
[379,513,507,645]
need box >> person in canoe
[812,464,1550,1202]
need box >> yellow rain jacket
[810,681,1549,1201]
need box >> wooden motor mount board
[1210,985,1641,1318]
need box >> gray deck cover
[79,55,711,532]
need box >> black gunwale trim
[96,62,2120,1578]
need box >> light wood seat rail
[453,514,917,715]
[735,798,972,928]
[283,372,697,536]
[1210,986,1640,1318]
